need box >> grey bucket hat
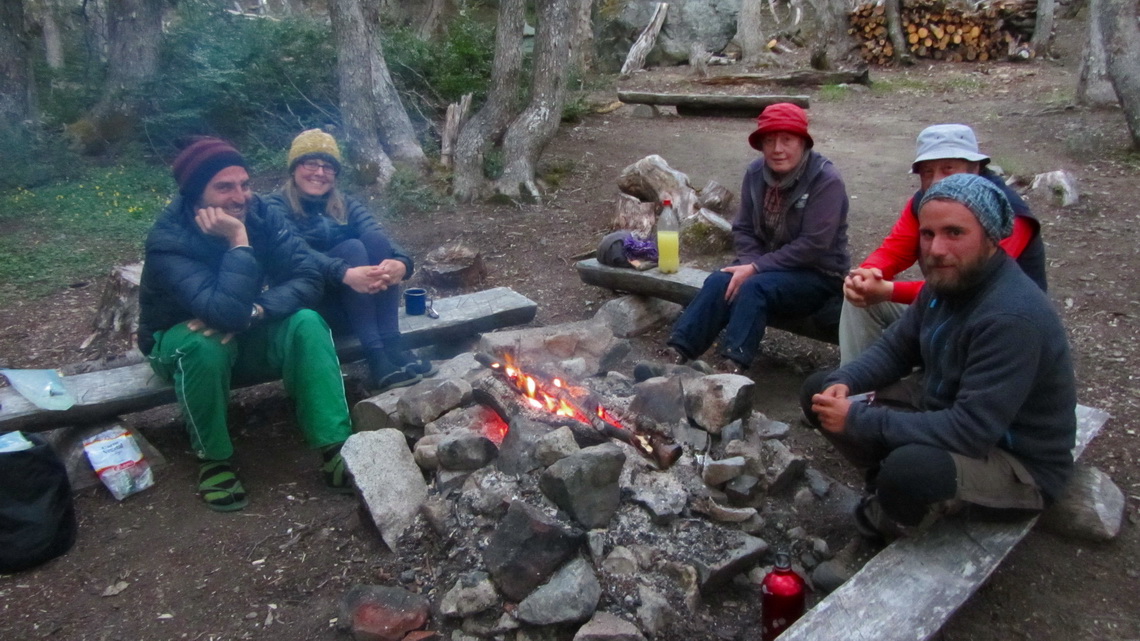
[911,124,990,173]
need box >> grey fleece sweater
[826,251,1077,501]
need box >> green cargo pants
[147,309,353,461]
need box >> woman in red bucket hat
[667,103,850,372]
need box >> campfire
[473,352,681,469]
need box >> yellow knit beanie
[287,129,342,171]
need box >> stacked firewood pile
[850,0,1038,64]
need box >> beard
[922,251,993,295]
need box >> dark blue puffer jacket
[137,194,323,355]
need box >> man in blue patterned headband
[799,172,1076,542]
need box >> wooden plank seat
[575,258,841,344]
[0,287,538,434]
[616,91,810,117]
[779,404,1110,641]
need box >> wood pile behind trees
[850,0,1038,64]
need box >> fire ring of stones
[338,319,866,641]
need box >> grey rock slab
[601,545,640,576]
[804,467,832,498]
[517,557,602,625]
[692,532,769,594]
[483,501,585,601]
[690,497,757,523]
[460,468,518,516]
[439,571,501,618]
[811,558,855,595]
[725,474,760,504]
[702,456,746,486]
[540,444,627,529]
[352,388,406,433]
[437,433,499,471]
[342,430,428,550]
[593,295,682,338]
[720,418,744,443]
[397,378,473,427]
[636,584,670,637]
[573,611,647,641]
[496,416,548,475]
[628,377,687,425]
[434,352,487,381]
[629,470,688,525]
[683,374,754,434]
[534,425,581,467]
[749,413,790,440]
[424,404,493,437]
[477,320,630,377]
[413,433,442,470]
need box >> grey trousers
[838,298,909,365]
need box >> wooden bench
[616,91,810,117]
[0,287,537,433]
[780,404,1110,641]
[575,258,841,344]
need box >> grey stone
[435,352,486,381]
[636,584,670,636]
[683,374,754,434]
[661,562,702,612]
[725,475,760,503]
[793,486,815,508]
[573,611,647,641]
[535,425,581,467]
[720,419,745,443]
[540,444,627,529]
[594,295,683,338]
[723,439,762,476]
[435,469,470,494]
[691,497,757,523]
[811,536,832,560]
[628,377,687,425]
[351,388,406,432]
[437,433,499,471]
[413,433,443,470]
[397,378,473,427]
[1039,464,1125,541]
[496,416,548,475]
[692,532,769,594]
[759,439,806,494]
[739,513,766,534]
[342,430,428,550]
[629,470,688,524]
[601,545,640,575]
[673,421,709,450]
[439,571,501,618]
[483,501,585,601]
[587,529,607,563]
[477,320,630,377]
[559,357,592,379]
[420,495,453,536]
[424,405,491,437]
[804,467,832,498]
[631,104,659,118]
[749,413,790,440]
[596,0,742,70]
[702,456,746,486]
[811,559,855,595]
[517,557,602,625]
[460,469,518,516]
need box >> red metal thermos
[760,552,806,641]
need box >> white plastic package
[82,426,154,500]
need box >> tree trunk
[358,1,426,167]
[0,0,36,131]
[621,2,668,76]
[883,0,914,65]
[1077,0,1119,107]
[573,0,594,72]
[805,0,856,70]
[736,0,767,65]
[451,0,526,202]
[493,0,577,202]
[329,0,396,185]
[1031,0,1055,57]
[88,0,164,126]
[1097,0,1140,148]
[28,0,66,70]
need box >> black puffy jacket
[263,191,414,287]
[137,195,323,355]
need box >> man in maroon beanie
[138,137,354,511]
[668,103,850,372]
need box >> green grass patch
[0,163,172,304]
[817,84,851,102]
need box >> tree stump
[621,2,669,76]
[613,193,657,237]
[422,243,487,288]
[84,263,142,350]
[697,180,736,215]
[617,155,699,220]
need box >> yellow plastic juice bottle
[657,199,680,274]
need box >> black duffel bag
[0,433,77,573]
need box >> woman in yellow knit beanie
[265,129,436,392]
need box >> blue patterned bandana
[919,173,1014,240]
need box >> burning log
[473,353,681,469]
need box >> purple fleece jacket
[731,150,850,277]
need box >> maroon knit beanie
[171,137,247,204]
[748,103,814,151]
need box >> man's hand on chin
[196,206,250,248]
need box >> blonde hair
[283,173,347,224]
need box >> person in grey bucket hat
[837,123,1047,365]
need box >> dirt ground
[2,15,1139,641]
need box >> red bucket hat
[748,103,813,151]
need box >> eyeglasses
[300,159,338,175]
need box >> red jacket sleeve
[998,216,1037,259]
[859,197,923,303]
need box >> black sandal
[368,368,421,394]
